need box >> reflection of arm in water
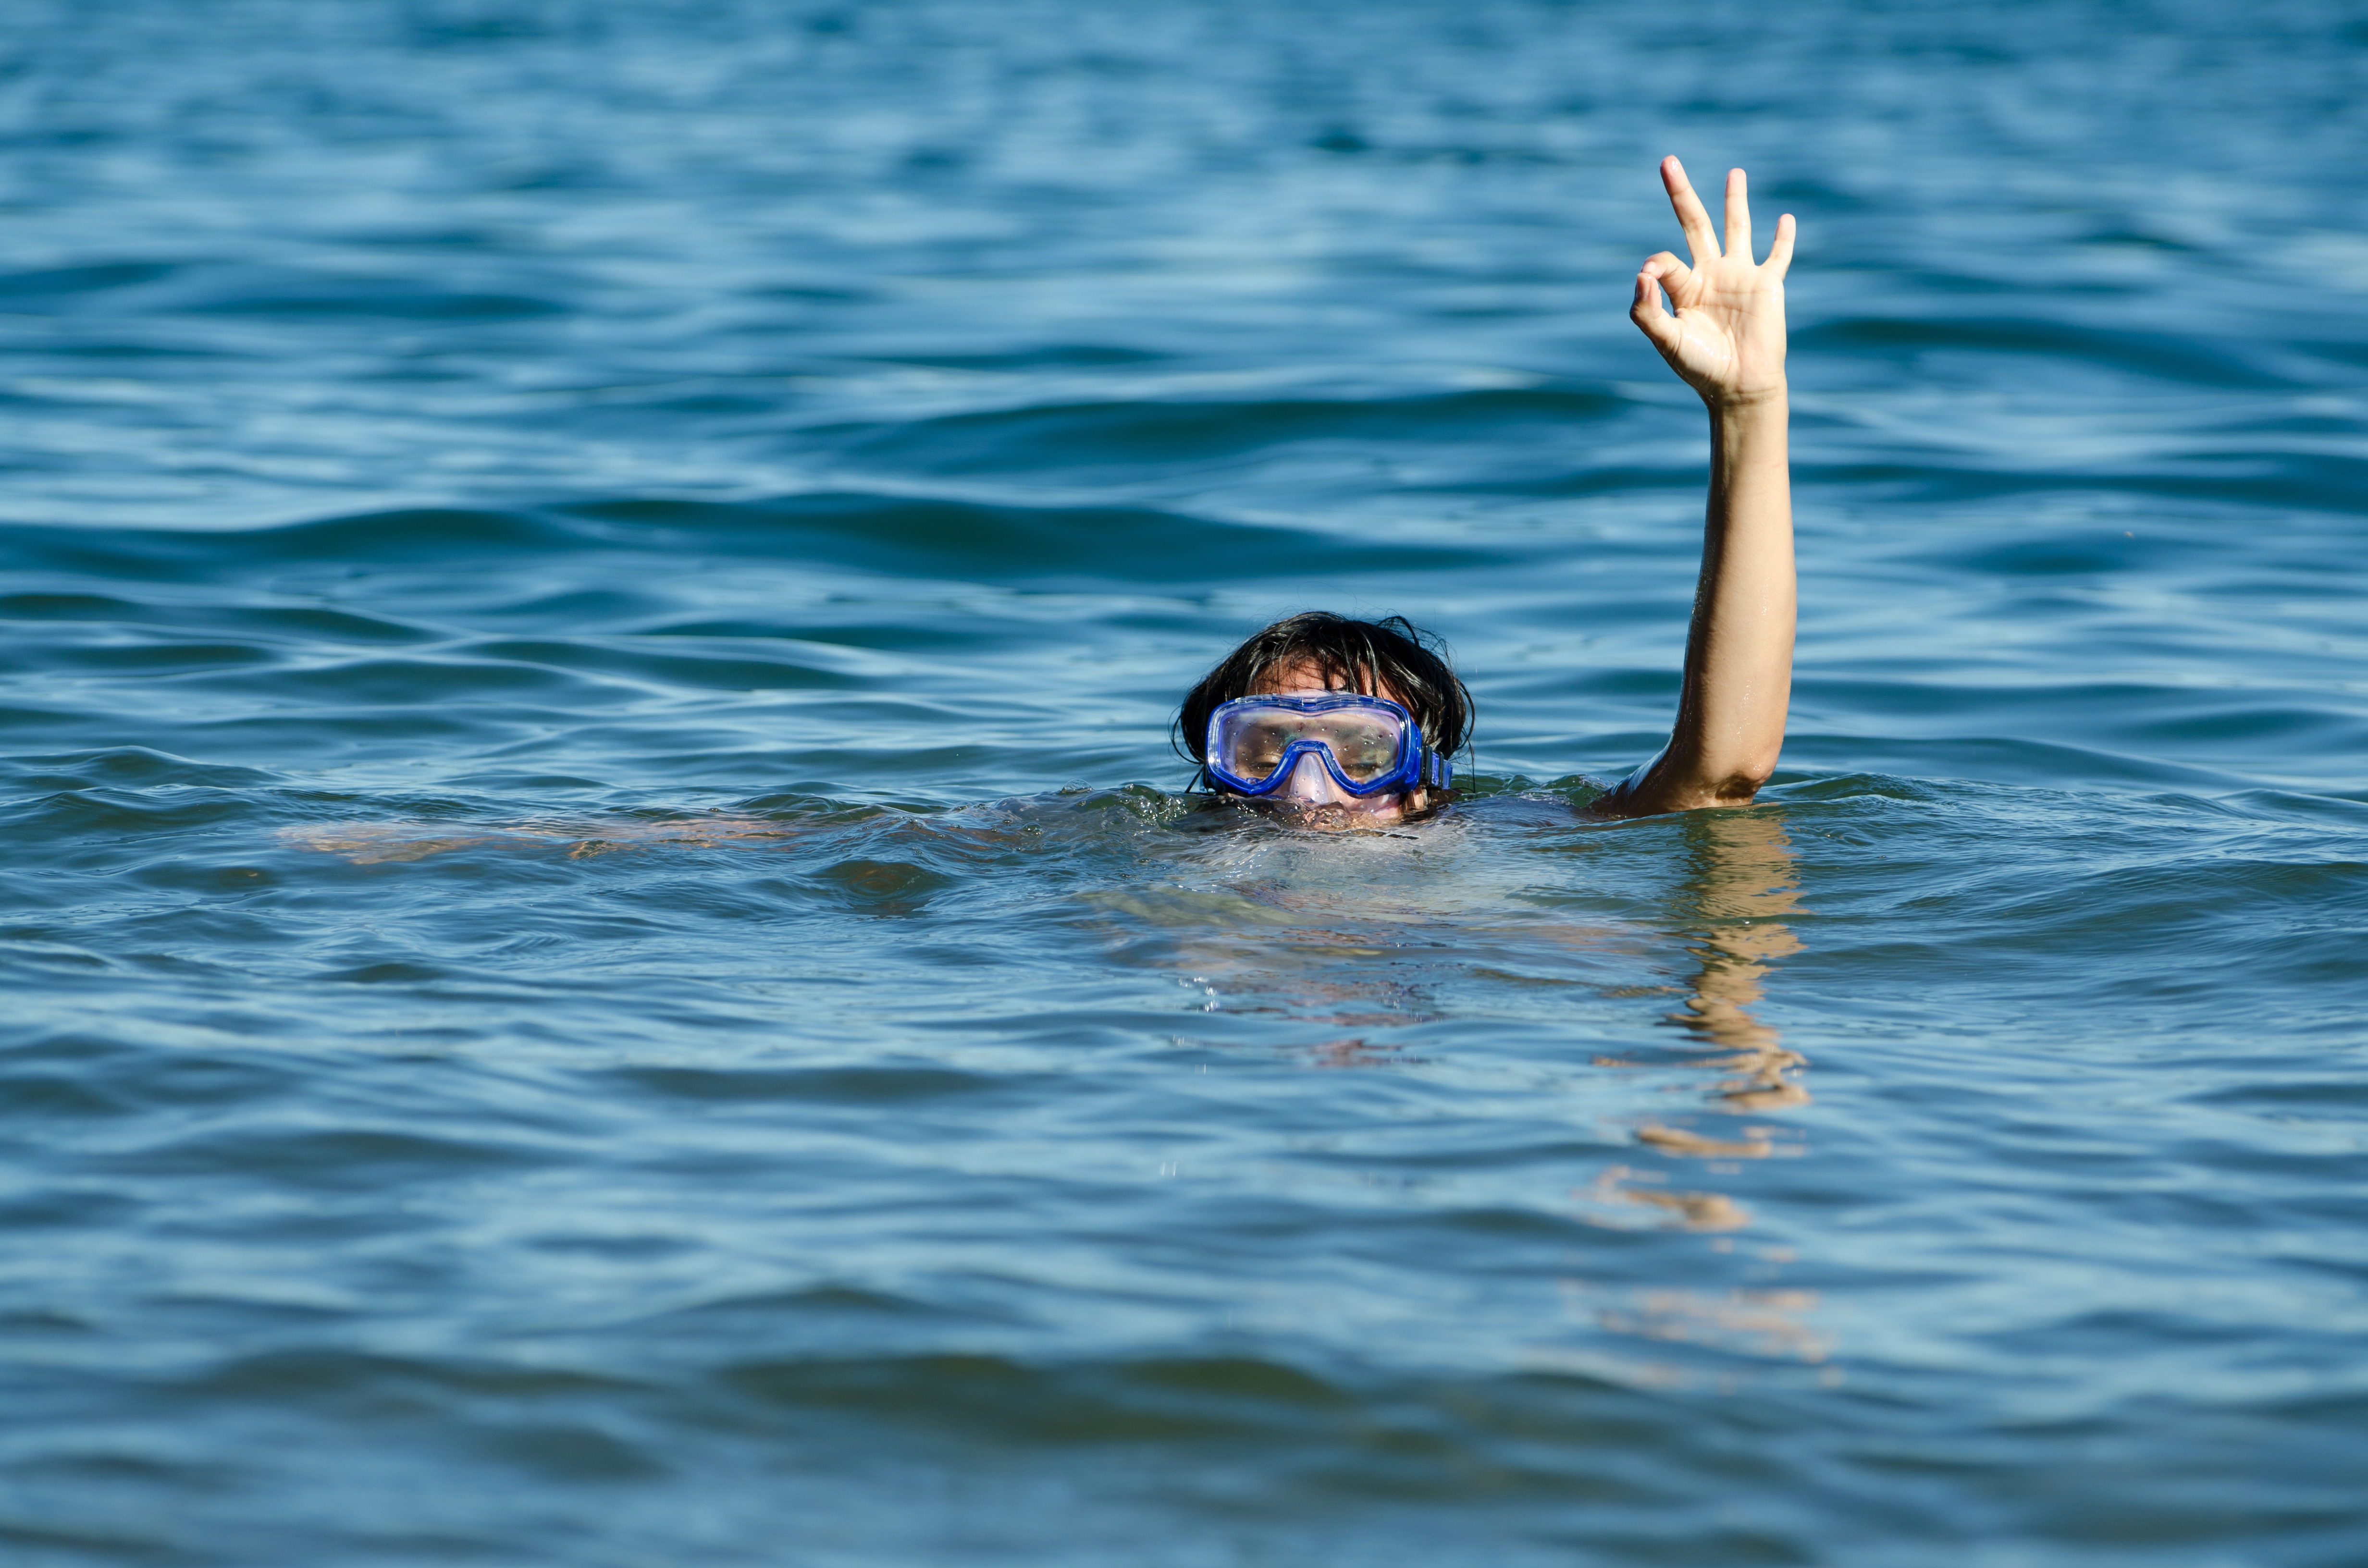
[1610,808,1808,1240]
[1666,808,1805,1110]
[1599,157,1797,819]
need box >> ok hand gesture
[1631,157,1795,408]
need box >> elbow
[1726,748,1782,799]
[1706,770,1770,807]
[1677,753,1780,813]
[1599,762,1775,819]
[1704,748,1781,806]
[1599,735,1782,818]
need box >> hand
[1631,157,1795,408]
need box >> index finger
[1660,156,1720,266]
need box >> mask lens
[1211,701,1411,790]
[1233,717,1298,778]
[1303,711,1402,783]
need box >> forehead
[1249,655,1405,706]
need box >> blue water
[5,2,2367,1562]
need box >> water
[4,1,2366,1561]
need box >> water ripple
[2,1,2365,1564]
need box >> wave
[815,386,1631,473]
[0,490,1505,586]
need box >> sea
[3,2,2366,1563]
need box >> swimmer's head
[1175,612,1473,828]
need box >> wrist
[1703,382,1787,413]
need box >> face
[1236,656,1427,829]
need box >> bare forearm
[1689,393,1795,783]
[1609,157,1798,817]
[1611,392,1794,814]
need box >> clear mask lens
[1209,699,1416,793]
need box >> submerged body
[295,155,1795,858]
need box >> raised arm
[1601,157,1797,817]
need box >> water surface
[4,2,2367,1563]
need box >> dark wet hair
[1173,611,1474,788]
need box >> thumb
[1630,270,1682,357]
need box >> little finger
[1766,212,1797,280]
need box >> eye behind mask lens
[1211,701,1415,789]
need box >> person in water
[292,155,1790,863]
[1181,155,1796,828]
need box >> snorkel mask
[1203,693,1452,799]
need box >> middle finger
[1724,168,1753,264]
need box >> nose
[1279,750,1345,804]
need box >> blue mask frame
[1203,693,1452,798]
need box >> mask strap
[1420,738,1451,791]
